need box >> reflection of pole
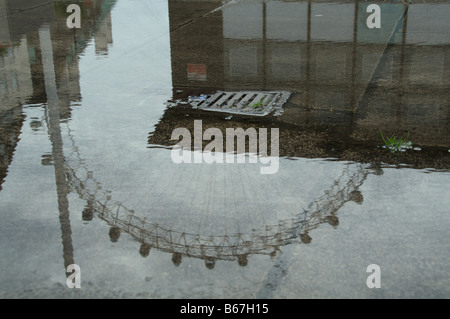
[262,1,266,90]
[350,0,359,110]
[39,25,75,273]
[346,0,359,138]
[305,0,311,108]
[446,45,450,131]
[396,2,409,124]
[399,3,408,87]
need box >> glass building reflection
[168,0,450,148]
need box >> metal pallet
[189,91,290,116]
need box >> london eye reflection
[64,123,379,269]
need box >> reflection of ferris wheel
[61,122,382,269]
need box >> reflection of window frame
[222,2,263,40]
[269,44,302,81]
[311,44,349,83]
[0,81,7,96]
[11,71,19,90]
[266,1,308,42]
[228,45,258,77]
[408,49,445,85]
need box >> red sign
[187,63,207,81]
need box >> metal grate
[189,91,290,116]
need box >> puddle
[0,0,449,299]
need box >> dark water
[0,0,449,298]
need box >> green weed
[252,100,264,109]
[380,130,412,152]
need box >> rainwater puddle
[0,0,449,299]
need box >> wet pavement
[0,0,449,299]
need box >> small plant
[252,100,263,109]
[380,130,412,153]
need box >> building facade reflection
[0,0,115,112]
[0,0,116,278]
[168,0,450,148]
[0,0,115,189]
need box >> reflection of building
[169,0,394,109]
[169,0,225,95]
[95,11,113,55]
[168,0,450,149]
[0,37,33,111]
[0,0,116,190]
[0,0,115,112]
[0,106,23,192]
[0,0,10,46]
